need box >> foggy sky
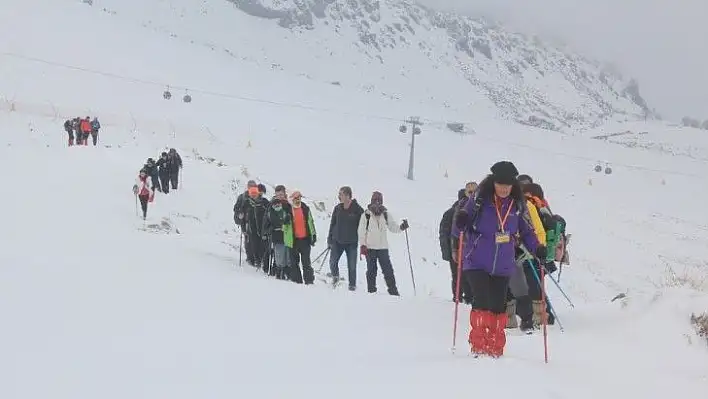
[418,0,707,121]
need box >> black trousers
[159,172,170,193]
[291,238,313,284]
[138,194,149,218]
[450,260,473,303]
[246,233,264,267]
[366,249,399,295]
[464,269,510,314]
[169,171,179,189]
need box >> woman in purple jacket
[453,161,546,357]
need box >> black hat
[457,188,467,200]
[490,161,519,185]
[518,174,533,184]
[257,183,267,194]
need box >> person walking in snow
[143,158,161,193]
[166,148,182,190]
[90,117,101,146]
[440,188,474,304]
[505,180,547,333]
[244,186,270,269]
[327,186,364,290]
[155,152,171,194]
[79,116,92,146]
[63,119,75,146]
[453,161,544,357]
[288,190,317,284]
[262,194,293,279]
[358,191,408,296]
[234,180,258,265]
[133,169,154,220]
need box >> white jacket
[358,209,401,250]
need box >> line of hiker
[132,148,183,219]
[63,116,101,146]
[233,182,409,294]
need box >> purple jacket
[452,195,539,276]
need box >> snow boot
[487,313,508,358]
[516,295,534,333]
[468,309,488,355]
[532,299,545,327]
[505,300,518,328]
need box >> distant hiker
[90,117,101,146]
[262,195,292,279]
[167,148,183,190]
[79,116,91,146]
[244,186,269,269]
[155,152,171,193]
[71,118,80,144]
[289,190,317,284]
[143,158,161,192]
[327,186,364,290]
[358,191,407,296]
[234,180,258,265]
[440,188,473,304]
[63,119,75,146]
[453,161,544,358]
[133,169,154,220]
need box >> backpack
[365,211,388,231]
[527,195,570,264]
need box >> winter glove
[283,213,291,224]
[132,184,138,195]
[360,245,368,257]
[535,245,547,261]
[543,260,558,274]
[454,210,469,229]
[311,234,317,246]
[400,219,409,231]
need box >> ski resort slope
[0,0,707,397]
[0,117,706,399]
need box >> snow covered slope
[0,0,707,397]
[10,0,652,133]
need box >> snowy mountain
[0,0,706,397]
[73,0,651,133]
[224,0,653,131]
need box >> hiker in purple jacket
[453,161,545,358]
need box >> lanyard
[494,195,513,231]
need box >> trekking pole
[451,232,464,353]
[134,194,138,216]
[320,249,331,275]
[546,272,575,308]
[404,229,416,296]
[526,260,564,332]
[313,248,330,269]
[238,231,243,267]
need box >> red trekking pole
[451,232,464,353]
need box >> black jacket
[243,195,269,237]
[439,203,456,261]
[327,199,364,246]
[262,199,292,244]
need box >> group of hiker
[132,148,183,219]
[63,116,101,146]
[233,182,410,295]
[129,152,569,359]
[439,161,569,358]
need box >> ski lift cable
[1,51,704,178]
